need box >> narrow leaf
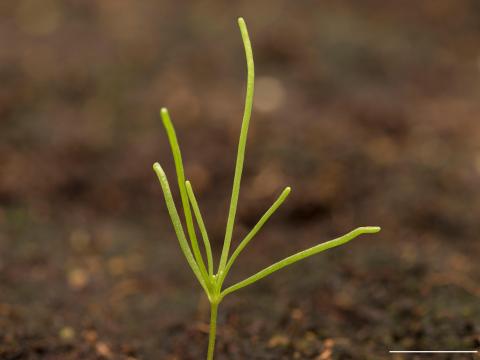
[153,162,209,294]
[220,187,291,284]
[220,226,381,298]
[185,180,214,276]
[218,17,255,273]
[160,108,208,279]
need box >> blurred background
[1,1,479,359]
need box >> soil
[1,1,480,359]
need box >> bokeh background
[1,1,479,359]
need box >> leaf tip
[152,162,162,172]
[362,226,381,234]
[160,107,169,116]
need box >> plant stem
[207,302,219,360]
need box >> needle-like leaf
[185,180,214,277]
[160,108,208,280]
[153,162,209,294]
[220,226,381,299]
[219,187,291,285]
[218,17,255,273]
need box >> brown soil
[1,1,479,359]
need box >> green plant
[153,17,380,360]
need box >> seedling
[153,17,380,360]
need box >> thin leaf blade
[218,17,255,273]
[220,226,381,298]
[185,180,214,276]
[220,186,291,284]
[153,162,209,294]
[160,108,208,279]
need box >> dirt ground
[1,1,480,359]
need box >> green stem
[207,302,219,360]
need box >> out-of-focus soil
[1,1,479,359]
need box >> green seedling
[153,17,381,360]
